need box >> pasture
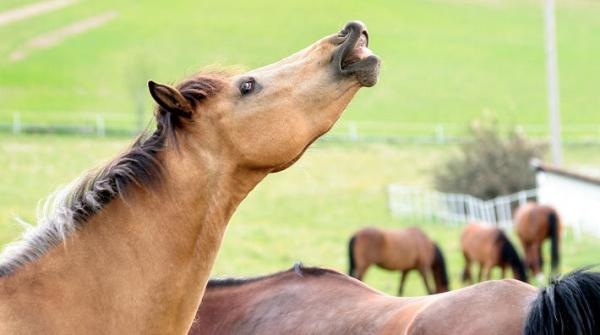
[2,134,599,296]
[1,0,600,137]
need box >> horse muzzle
[334,21,381,87]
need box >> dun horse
[348,227,449,295]
[0,21,380,334]
[460,222,528,283]
[191,263,600,335]
[514,202,561,283]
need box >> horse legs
[477,263,484,283]
[462,252,472,284]
[500,265,506,279]
[353,264,369,281]
[418,267,433,294]
[482,264,492,281]
[398,270,409,296]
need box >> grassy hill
[1,0,599,137]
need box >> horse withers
[190,264,600,335]
[514,202,561,284]
[0,21,380,334]
[461,221,528,283]
[348,226,449,295]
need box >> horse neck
[1,144,266,333]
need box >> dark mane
[0,74,225,277]
[207,263,340,288]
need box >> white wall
[537,172,600,236]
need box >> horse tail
[348,235,356,277]
[524,268,600,335]
[431,243,449,292]
[497,231,528,282]
[548,210,560,273]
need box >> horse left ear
[148,80,193,118]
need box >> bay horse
[191,263,600,335]
[348,226,449,295]
[514,202,561,283]
[460,222,528,283]
[0,21,380,334]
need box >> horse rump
[524,267,600,335]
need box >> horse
[190,263,600,335]
[348,226,449,295]
[514,202,561,283]
[460,221,528,283]
[0,21,380,334]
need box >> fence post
[348,122,359,142]
[12,113,21,134]
[435,124,445,144]
[518,191,528,205]
[96,114,105,137]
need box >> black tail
[548,211,560,273]
[348,235,356,277]
[432,243,449,292]
[497,231,528,282]
[524,268,600,335]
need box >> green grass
[1,134,599,296]
[0,0,599,138]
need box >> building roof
[531,159,600,186]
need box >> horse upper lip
[336,22,370,71]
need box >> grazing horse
[514,202,561,283]
[461,222,528,283]
[0,21,380,334]
[348,227,449,295]
[190,264,600,335]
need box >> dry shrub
[434,120,546,200]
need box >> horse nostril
[342,21,367,36]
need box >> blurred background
[1,0,599,296]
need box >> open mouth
[341,31,371,68]
[335,21,381,87]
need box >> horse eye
[240,78,255,96]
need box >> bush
[434,120,546,200]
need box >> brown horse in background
[514,202,561,283]
[461,222,528,283]
[190,264,600,335]
[0,21,380,334]
[348,226,449,295]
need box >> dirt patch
[9,11,118,62]
[0,0,77,27]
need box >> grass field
[1,0,600,137]
[1,134,599,296]
[1,0,599,297]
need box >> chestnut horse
[461,222,528,283]
[0,21,380,334]
[190,264,600,335]
[514,202,561,283]
[348,227,449,295]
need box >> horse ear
[148,80,193,118]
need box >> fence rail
[2,116,600,144]
[387,185,538,228]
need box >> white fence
[387,185,538,228]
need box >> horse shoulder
[404,279,536,335]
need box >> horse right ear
[148,80,193,119]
